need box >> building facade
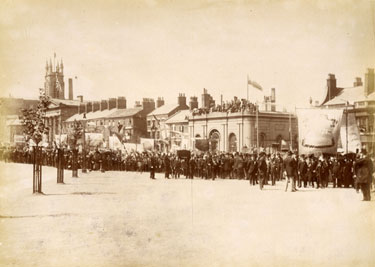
[189,110,297,153]
[146,93,189,139]
[321,68,375,153]
[65,97,155,144]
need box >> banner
[109,135,123,150]
[340,112,361,153]
[140,138,154,151]
[123,143,143,152]
[297,108,343,155]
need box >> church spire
[56,59,60,72]
[60,58,64,74]
[45,60,49,74]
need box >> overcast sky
[0,0,374,110]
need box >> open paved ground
[0,162,374,267]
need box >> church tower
[44,55,65,99]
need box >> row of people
[1,146,371,193]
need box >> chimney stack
[156,97,165,108]
[178,93,187,107]
[189,96,198,110]
[271,88,276,111]
[116,97,127,109]
[108,98,116,110]
[68,78,73,100]
[92,101,100,112]
[271,88,276,102]
[77,95,83,103]
[327,74,337,101]
[142,98,155,114]
[354,77,363,87]
[85,102,92,114]
[78,103,85,114]
[100,100,108,111]
[365,68,374,96]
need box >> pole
[82,119,87,173]
[247,75,249,102]
[256,103,259,150]
[289,112,292,151]
[346,102,348,154]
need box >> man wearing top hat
[353,149,373,201]
[257,151,267,190]
[283,151,297,192]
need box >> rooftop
[165,109,191,124]
[323,85,375,106]
[106,107,143,118]
[50,98,82,107]
[148,104,180,116]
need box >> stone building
[65,98,155,144]
[189,109,297,153]
[321,68,375,153]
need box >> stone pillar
[222,124,226,151]
[244,119,251,148]
[52,117,56,143]
[238,123,241,150]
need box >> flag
[247,78,263,91]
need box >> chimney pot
[68,78,73,100]
[364,68,375,96]
[108,98,116,110]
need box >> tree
[21,92,50,194]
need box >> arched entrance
[209,130,220,152]
[228,133,237,152]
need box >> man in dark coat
[248,154,258,186]
[257,152,267,190]
[298,155,307,188]
[354,150,373,201]
[331,156,342,188]
[283,151,297,192]
[149,155,156,179]
[164,154,171,179]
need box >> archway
[228,133,237,152]
[209,129,220,152]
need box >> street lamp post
[82,113,87,173]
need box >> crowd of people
[1,145,373,200]
[192,97,258,115]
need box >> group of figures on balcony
[192,97,258,116]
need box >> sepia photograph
[0,0,374,266]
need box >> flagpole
[256,102,259,150]
[289,111,292,151]
[247,75,249,102]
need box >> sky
[0,0,374,110]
